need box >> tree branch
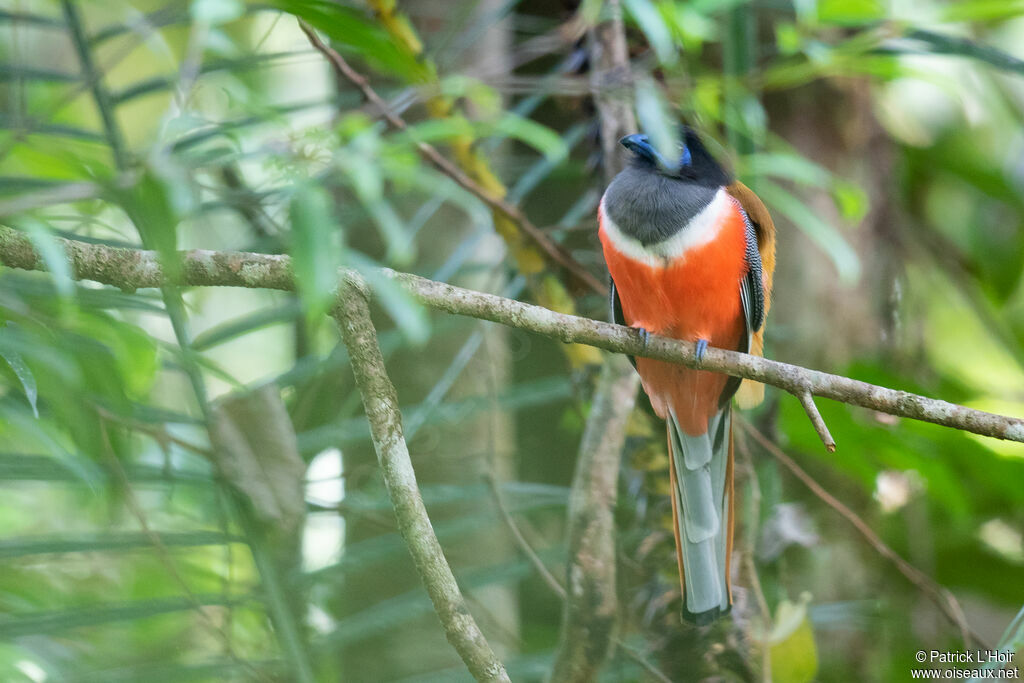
[332,278,510,683]
[1,226,1022,446]
[485,471,673,683]
[551,356,637,683]
[550,5,640,680]
[796,390,836,452]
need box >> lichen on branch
[1,225,1022,446]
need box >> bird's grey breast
[602,167,718,246]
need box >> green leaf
[272,0,431,81]
[315,554,558,649]
[942,0,1024,23]
[0,417,105,487]
[72,313,159,400]
[354,256,429,345]
[400,114,568,162]
[189,0,244,25]
[110,168,185,280]
[624,0,677,64]
[753,593,818,683]
[192,302,302,351]
[757,181,861,283]
[635,77,680,163]
[816,0,885,25]
[0,595,245,638]
[0,324,38,418]
[493,113,569,162]
[0,531,236,559]
[776,22,803,55]
[983,606,1024,676]
[742,152,831,188]
[68,658,286,683]
[0,453,210,486]
[832,180,868,221]
[20,219,73,300]
[289,183,344,318]
[902,30,1024,76]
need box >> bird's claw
[695,338,708,365]
[634,326,651,350]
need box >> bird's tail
[666,405,734,625]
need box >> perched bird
[598,128,776,624]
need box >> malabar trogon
[598,128,776,625]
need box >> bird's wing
[727,181,776,409]
[609,275,637,369]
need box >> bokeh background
[1,0,1023,681]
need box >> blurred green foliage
[0,0,1023,681]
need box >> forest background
[1,0,1024,681]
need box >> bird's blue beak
[620,133,673,171]
[620,134,653,157]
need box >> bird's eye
[679,144,692,168]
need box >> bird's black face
[618,129,730,188]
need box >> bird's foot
[630,324,651,352]
[695,338,709,366]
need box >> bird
[598,128,776,625]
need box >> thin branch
[332,279,509,683]
[743,554,772,683]
[297,19,605,296]
[1,227,1022,445]
[60,0,128,169]
[796,390,836,452]
[737,418,989,649]
[97,406,214,458]
[97,420,273,683]
[57,8,316,677]
[484,473,565,599]
[484,471,672,683]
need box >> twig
[551,356,639,683]
[332,278,510,683]
[738,418,989,649]
[614,640,674,683]
[743,554,772,683]
[97,406,214,458]
[484,473,565,599]
[97,420,273,683]
[297,19,605,296]
[1,227,1022,446]
[55,10,316,678]
[484,471,672,683]
[796,390,836,452]
[60,0,128,169]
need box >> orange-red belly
[600,199,748,436]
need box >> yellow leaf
[752,593,819,683]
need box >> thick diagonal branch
[1,226,1021,445]
[332,279,509,683]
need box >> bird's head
[602,127,733,246]
[618,128,729,187]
